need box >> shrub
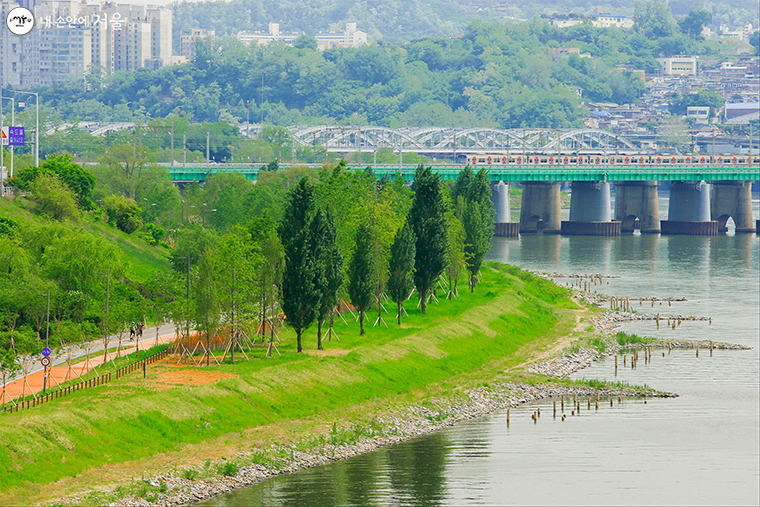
[30,173,81,221]
[102,194,143,233]
[218,461,239,477]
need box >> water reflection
[565,236,616,272]
[199,432,452,507]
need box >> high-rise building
[180,28,214,61]
[0,0,174,89]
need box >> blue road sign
[9,126,24,146]
[42,347,51,357]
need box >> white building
[315,23,367,50]
[656,57,697,76]
[237,23,301,46]
[686,106,710,124]
[592,14,633,29]
[238,22,368,50]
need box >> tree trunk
[296,328,302,352]
[397,301,402,325]
[420,289,427,314]
[471,274,475,293]
[359,311,365,335]
[329,312,334,342]
[448,272,453,300]
[317,319,323,350]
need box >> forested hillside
[169,0,760,44]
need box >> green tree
[280,178,320,352]
[102,194,143,234]
[195,247,219,366]
[634,1,678,39]
[348,223,376,335]
[294,34,318,51]
[750,32,760,54]
[13,154,96,210]
[461,169,494,292]
[678,9,712,39]
[311,210,343,349]
[386,222,416,325]
[30,174,82,221]
[247,210,283,349]
[408,166,448,314]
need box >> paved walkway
[1,326,178,403]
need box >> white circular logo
[6,7,34,35]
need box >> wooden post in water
[696,344,699,357]
[624,355,627,366]
[507,408,510,425]
[710,341,713,356]
[561,396,564,411]
[553,401,557,418]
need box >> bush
[218,461,238,476]
[30,173,81,221]
[102,194,143,233]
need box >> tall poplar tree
[348,223,376,335]
[311,209,344,349]
[408,166,448,314]
[462,168,495,292]
[386,222,416,325]
[281,178,320,353]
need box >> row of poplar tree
[278,165,495,352]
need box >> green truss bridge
[165,163,760,183]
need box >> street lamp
[36,290,50,393]
[10,91,39,167]
[201,203,217,228]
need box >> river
[200,198,759,506]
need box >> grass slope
[0,197,170,281]
[0,262,579,505]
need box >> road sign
[0,127,7,146]
[9,126,24,146]
[42,347,51,357]
[41,357,51,367]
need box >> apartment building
[180,28,215,61]
[0,0,173,89]
[237,22,367,50]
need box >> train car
[459,153,760,166]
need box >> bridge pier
[519,182,561,234]
[561,181,620,236]
[661,181,718,235]
[614,181,660,233]
[491,181,519,237]
[710,181,756,233]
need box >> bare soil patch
[156,370,238,386]
[304,348,351,357]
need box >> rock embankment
[105,382,660,507]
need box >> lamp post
[11,91,39,167]
[36,290,50,393]
[201,203,217,228]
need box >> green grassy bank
[0,262,580,505]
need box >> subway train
[459,153,760,166]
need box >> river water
[201,199,759,506]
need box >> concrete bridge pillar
[561,181,620,236]
[710,181,756,233]
[661,181,718,235]
[491,181,519,237]
[614,181,660,233]
[519,182,561,234]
